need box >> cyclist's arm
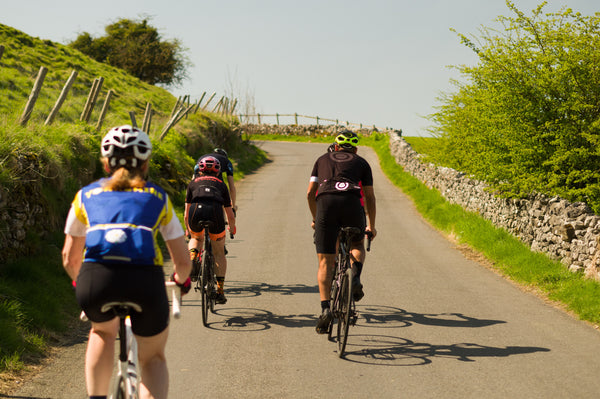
[362,185,377,239]
[307,180,318,222]
[62,234,85,281]
[225,205,236,235]
[166,236,192,282]
[183,202,191,236]
[226,175,237,211]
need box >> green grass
[0,23,270,378]
[0,232,79,373]
[256,132,600,326]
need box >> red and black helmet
[197,156,221,174]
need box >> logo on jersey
[335,182,350,191]
[105,229,128,244]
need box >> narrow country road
[12,140,600,399]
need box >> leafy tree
[70,18,190,86]
[429,1,600,212]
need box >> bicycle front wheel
[114,375,127,399]
[336,268,353,357]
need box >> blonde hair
[101,158,147,191]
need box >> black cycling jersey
[186,175,232,206]
[310,151,373,198]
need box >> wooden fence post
[0,45,4,61]
[170,96,181,118]
[316,116,319,126]
[81,78,99,121]
[276,113,280,125]
[195,92,206,113]
[81,77,103,123]
[45,70,78,125]
[212,96,224,113]
[19,66,48,126]
[96,89,113,132]
[142,102,152,133]
[294,113,298,125]
[203,92,216,110]
[257,113,261,124]
[129,111,137,127]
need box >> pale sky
[2,0,598,136]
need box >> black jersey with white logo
[310,151,373,198]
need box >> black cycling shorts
[76,262,169,337]
[314,193,366,254]
[187,201,226,237]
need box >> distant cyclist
[306,129,377,334]
[193,148,237,212]
[185,155,236,304]
[62,125,192,399]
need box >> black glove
[170,273,191,295]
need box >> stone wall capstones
[387,131,600,281]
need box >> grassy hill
[0,23,265,387]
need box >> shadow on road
[206,307,317,331]
[342,334,550,366]
[358,304,506,329]
[225,280,319,298]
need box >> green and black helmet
[335,130,359,148]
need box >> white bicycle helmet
[101,125,152,168]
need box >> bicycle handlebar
[366,231,374,252]
[165,281,182,319]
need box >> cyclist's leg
[85,319,119,397]
[209,204,228,302]
[136,328,169,399]
[130,267,170,399]
[346,198,367,300]
[76,262,120,396]
[212,235,227,283]
[317,253,336,301]
[314,196,339,333]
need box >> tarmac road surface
[11,140,600,399]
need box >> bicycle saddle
[101,301,143,316]
[340,227,362,237]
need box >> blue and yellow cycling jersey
[65,178,184,266]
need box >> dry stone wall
[388,131,600,281]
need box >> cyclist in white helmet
[62,125,191,399]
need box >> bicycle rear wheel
[200,254,212,326]
[336,268,353,357]
[328,267,340,339]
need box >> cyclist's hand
[366,227,377,240]
[170,273,191,295]
[185,229,191,239]
[229,225,236,238]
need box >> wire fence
[238,112,395,132]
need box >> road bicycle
[81,282,181,399]
[193,221,234,327]
[327,227,372,357]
